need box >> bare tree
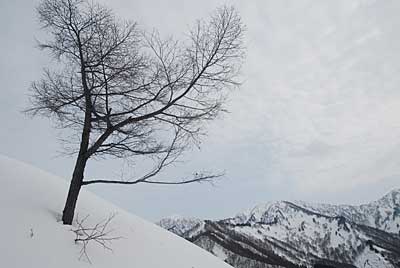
[27,0,244,225]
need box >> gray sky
[1,0,400,221]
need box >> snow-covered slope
[0,155,233,268]
[296,189,400,234]
[228,190,400,237]
[159,194,400,268]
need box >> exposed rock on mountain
[158,190,400,268]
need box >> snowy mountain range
[158,190,400,268]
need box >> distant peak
[376,187,400,204]
[164,214,186,220]
[157,215,203,227]
[387,187,400,194]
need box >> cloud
[223,0,400,194]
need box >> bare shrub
[71,213,122,263]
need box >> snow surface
[0,155,233,268]
[354,247,393,268]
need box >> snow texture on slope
[160,194,400,267]
[0,155,233,268]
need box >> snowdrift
[0,155,232,268]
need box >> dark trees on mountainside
[27,0,244,225]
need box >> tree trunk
[62,37,92,225]
[62,156,87,225]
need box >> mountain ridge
[158,189,400,268]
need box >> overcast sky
[1,0,400,221]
